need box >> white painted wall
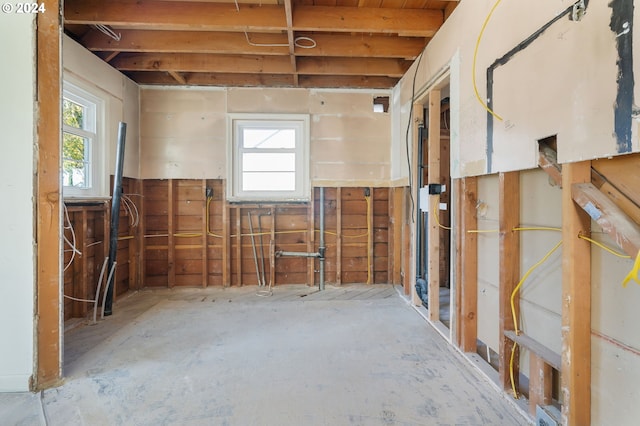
[139,87,393,186]
[0,13,36,392]
[63,35,140,184]
[395,0,639,178]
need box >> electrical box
[419,187,430,212]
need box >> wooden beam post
[460,177,478,352]
[367,187,374,284]
[167,179,175,288]
[270,206,276,287]
[390,187,403,286]
[337,187,342,285]
[138,182,146,289]
[202,179,208,288]
[36,0,62,389]
[529,354,553,415]
[403,187,412,295]
[427,90,441,320]
[561,161,591,426]
[499,171,520,393]
[236,206,242,286]
[410,102,424,305]
[307,188,315,287]
[222,183,229,287]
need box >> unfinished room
[1,0,640,425]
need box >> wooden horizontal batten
[295,34,425,59]
[504,330,561,371]
[112,53,294,74]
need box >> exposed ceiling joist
[65,1,442,37]
[82,29,425,60]
[63,0,457,89]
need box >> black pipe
[103,122,127,316]
[485,1,585,173]
[416,124,425,280]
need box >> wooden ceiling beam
[128,71,295,87]
[111,53,294,74]
[81,29,425,60]
[296,34,426,59]
[168,70,186,85]
[65,0,287,31]
[284,0,298,86]
[82,29,289,55]
[293,6,442,37]
[298,75,399,89]
[297,57,411,77]
[65,1,441,37]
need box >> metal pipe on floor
[319,187,326,291]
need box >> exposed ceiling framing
[64,0,459,89]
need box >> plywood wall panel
[140,87,394,185]
[227,88,310,113]
[138,179,395,287]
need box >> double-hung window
[228,114,310,202]
[62,83,103,198]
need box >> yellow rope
[578,234,631,259]
[510,240,563,335]
[508,239,562,400]
[509,342,519,398]
[622,249,640,288]
[432,197,452,230]
[512,226,561,232]
[472,0,504,121]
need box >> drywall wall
[139,87,393,186]
[591,222,640,424]
[517,169,563,374]
[394,0,640,178]
[63,35,140,183]
[0,13,35,392]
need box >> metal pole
[104,122,127,316]
[319,187,326,291]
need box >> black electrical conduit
[103,122,127,316]
[485,0,591,173]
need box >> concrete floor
[1,285,530,425]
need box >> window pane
[63,99,84,129]
[242,153,295,172]
[63,132,89,188]
[243,172,296,191]
[243,128,296,149]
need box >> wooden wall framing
[136,180,396,288]
[36,0,62,389]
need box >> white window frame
[62,82,105,198]
[227,114,310,202]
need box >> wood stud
[499,171,520,393]
[460,177,478,353]
[427,90,441,320]
[561,161,591,426]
